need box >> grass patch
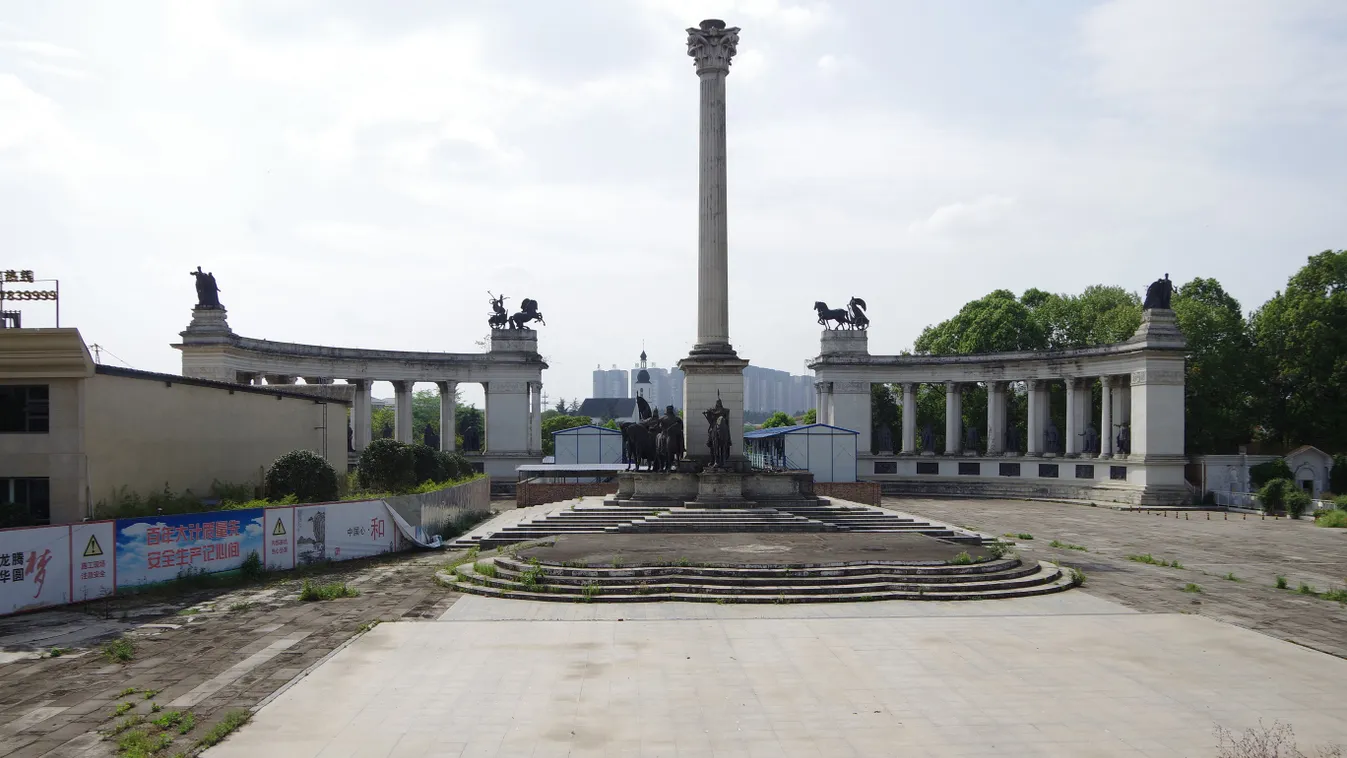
[196,710,250,748]
[1004,533,1033,540]
[103,637,135,663]
[228,601,255,613]
[1297,582,1318,596]
[1224,572,1240,582]
[519,560,546,589]
[48,646,68,658]
[1049,540,1088,552]
[150,703,162,713]
[1183,583,1203,593]
[142,689,160,700]
[1322,588,1347,603]
[298,579,359,601]
[118,687,138,698]
[106,713,143,734]
[1314,509,1347,528]
[581,582,601,602]
[1275,575,1288,590]
[114,725,172,756]
[1068,568,1086,587]
[473,561,498,579]
[152,710,189,730]
[948,551,975,565]
[444,546,480,571]
[1126,554,1182,568]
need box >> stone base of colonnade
[859,453,1190,506]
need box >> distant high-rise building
[589,348,811,415]
[591,364,628,399]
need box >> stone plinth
[613,470,817,508]
[679,352,750,464]
[694,471,745,506]
[180,307,232,341]
[490,330,540,354]
[1127,308,1186,350]
[819,329,869,357]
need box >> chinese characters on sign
[147,520,242,544]
[0,549,53,597]
[2,270,35,283]
[144,518,244,569]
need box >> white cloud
[907,196,1017,236]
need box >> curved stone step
[491,556,1030,581]
[437,561,1074,603]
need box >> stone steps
[447,501,987,550]
[438,558,1073,604]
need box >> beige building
[1,329,349,525]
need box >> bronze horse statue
[654,406,684,472]
[509,298,545,330]
[814,301,850,330]
[815,298,868,330]
[620,395,659,471]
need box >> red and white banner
[0,525,71,616]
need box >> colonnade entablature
[806,308,1189,505]
[171,306,545,479]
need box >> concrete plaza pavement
[205,593,1347,757]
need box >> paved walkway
[885,497,1347,659]
[207,593,1347,757]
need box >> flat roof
[517,464,629,473]
[744,423,859,439]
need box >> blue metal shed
[552,424,624,465]
[743,423,858,482]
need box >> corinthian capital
[687,19,740,74]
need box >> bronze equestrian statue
[509,298,546,330]
[487,292,509,329]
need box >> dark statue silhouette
[703,394,732,469]
[813,296,868,330]
[1080,423,1099,455]
[189,266,222,309]
[655,405,685,472]
[621,395,660,471]
[487,292,509,329]
[1116,424,1131,455]
[1044,421,1060,454]
[509,298,545,330]
[964,425,980,453]
[920,423,935,453]
[424,423,439,450]
[1143,274,1173,310]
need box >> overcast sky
[5,0,1345,407]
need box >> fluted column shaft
[392,381,414,444]
[351,379,372,452]
[1100,375,1114,458]
[944,381,961,455]
[900,383,916,454]
[1026,380,1042,455]
[437,381,457,452]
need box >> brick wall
[816,481,881,505]
[517,481,618,507]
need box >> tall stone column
[1100,375,1113,458]
[986,383,1003,455]
[529,381,543,453]
[392,380,414,444]
[1026,379,1042,456]
[350,379,372,452]
[944,381,961,455]
[679,19,750,462]
[900,382,916,455]
[436,381,457,453]
[1064,377,1079,457]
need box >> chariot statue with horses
[813,296,869,330]
[487,292,546,330]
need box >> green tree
[1171,278,1258,453]
[265,450,339,503]
[1024,285,1141,349]
[1251,250,1347,450]
[798,408,817,424]
[370,405,394,438]
[761,411,795,429]
[553,398,568,414]
[915,290,1047,355]
[542,414,595,456]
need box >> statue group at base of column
[620,395,685,472]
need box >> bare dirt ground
[888,496,1347,659]
[0,551,463,758]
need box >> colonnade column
[944,381,961,455]
[392,380,413,444]
[351,379,372,452]
[436,381,457,452]
[986,383,1004,455]
[529,381,543,453]
[1064,377,1079,457]
[900,382,916,455]
[815,381,833,425]
[1100,375,1113,458]
[1026,379,1042,455]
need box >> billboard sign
[114,510,264,588]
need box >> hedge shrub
[1250,459,1293,489]
[412,444,450,484]
[1283,488,1311,520]
[1257,478,1294,514]
[357,439,417,493]
[1330,454,1347,495]
[265,450,339,503]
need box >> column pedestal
[680,353,750,468]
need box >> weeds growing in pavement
[118,687,138,697]
[581,582,601,602]
[298,579,359,601]
[474,561,498,578]
[105,713,143,734]
[1276,575,1289,590]
[1214,719,1341,758]
[1184,583,1203,593]
[519,562,546,589]
[1224,573,1240,581]
[1298,583,1318,596]
[112,702,135,718]
[1049,540,1088,552]
[196,710,251,748]
[949,551,975,565]
[1127,554,1182,568]
[1069,568,1086,587]
[1005,533,1034,540]
[103,637,135,663]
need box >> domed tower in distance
[634,348,653,406]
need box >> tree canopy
[895,254,1347,455]
[761,411,795,429]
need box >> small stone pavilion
[809,307,1188,505]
